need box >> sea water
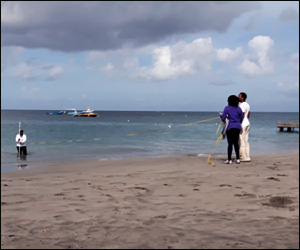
[1,110,299,173]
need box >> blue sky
[1,1,299,112]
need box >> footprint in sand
[267,166,278,170]
[267,177,280,181]
[130,186,151,195]
[219,184,232,187]
[54,193,65,196]
[154,215,168,219]
[234,192,257,198]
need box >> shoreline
[1,153,299,249]
[2,148,299,174]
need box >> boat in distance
[73,107,99,117]
[66,109,84,115]
[73,113,98,117]
[46,111,65,115]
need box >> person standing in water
[16,129,27,155]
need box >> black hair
[20,130,24,133]
[239,92,247,100]
[227,95,239,107]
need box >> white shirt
[16,134,27,147]
[239,101,250,127]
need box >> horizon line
[1,109,299,113]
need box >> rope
[127,116,220,136]
[207,121,224,166]
[180,116,220,126]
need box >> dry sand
[1,153,299,249]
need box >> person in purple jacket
[221,95,243,164]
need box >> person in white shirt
[238,92,251,162]
[16,130,27,155]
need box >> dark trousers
[17,146,27,155]
[226,128,240,161]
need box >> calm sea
[1,110,299,173]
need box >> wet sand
[1,153,299,249]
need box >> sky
[1,1,299,112]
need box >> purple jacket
[221,106,243,131]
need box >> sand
[1,153,299,249]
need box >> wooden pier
[277,121,299,132]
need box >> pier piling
[277,121,299,132]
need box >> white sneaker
[236,159,240,164]
[224,160,232,164]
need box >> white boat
[46,111,64,115]
[67,109,83,115]
[82,108,94,113]
[73,107,99,117]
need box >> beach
[1,153,299,249]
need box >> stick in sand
[18,122,21,158]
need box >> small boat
[73,113,98,117]
[73,107,99,117]
[46,111,64,115]
[82,108,94,113]
[67,109,84,115]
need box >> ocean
[1,110,299,173]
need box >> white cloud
[10,62,65,81]
[239,59,262,76]
[133,36,277,81]
[135,38,215,81]
[99,63,115,77]
[136,45,189,81]
[216,47,243,62]
[11,62,37,80]
[238,35,274,76]
[48,66,64,79]
[100,63,114,71]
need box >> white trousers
[239,125,250,161]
